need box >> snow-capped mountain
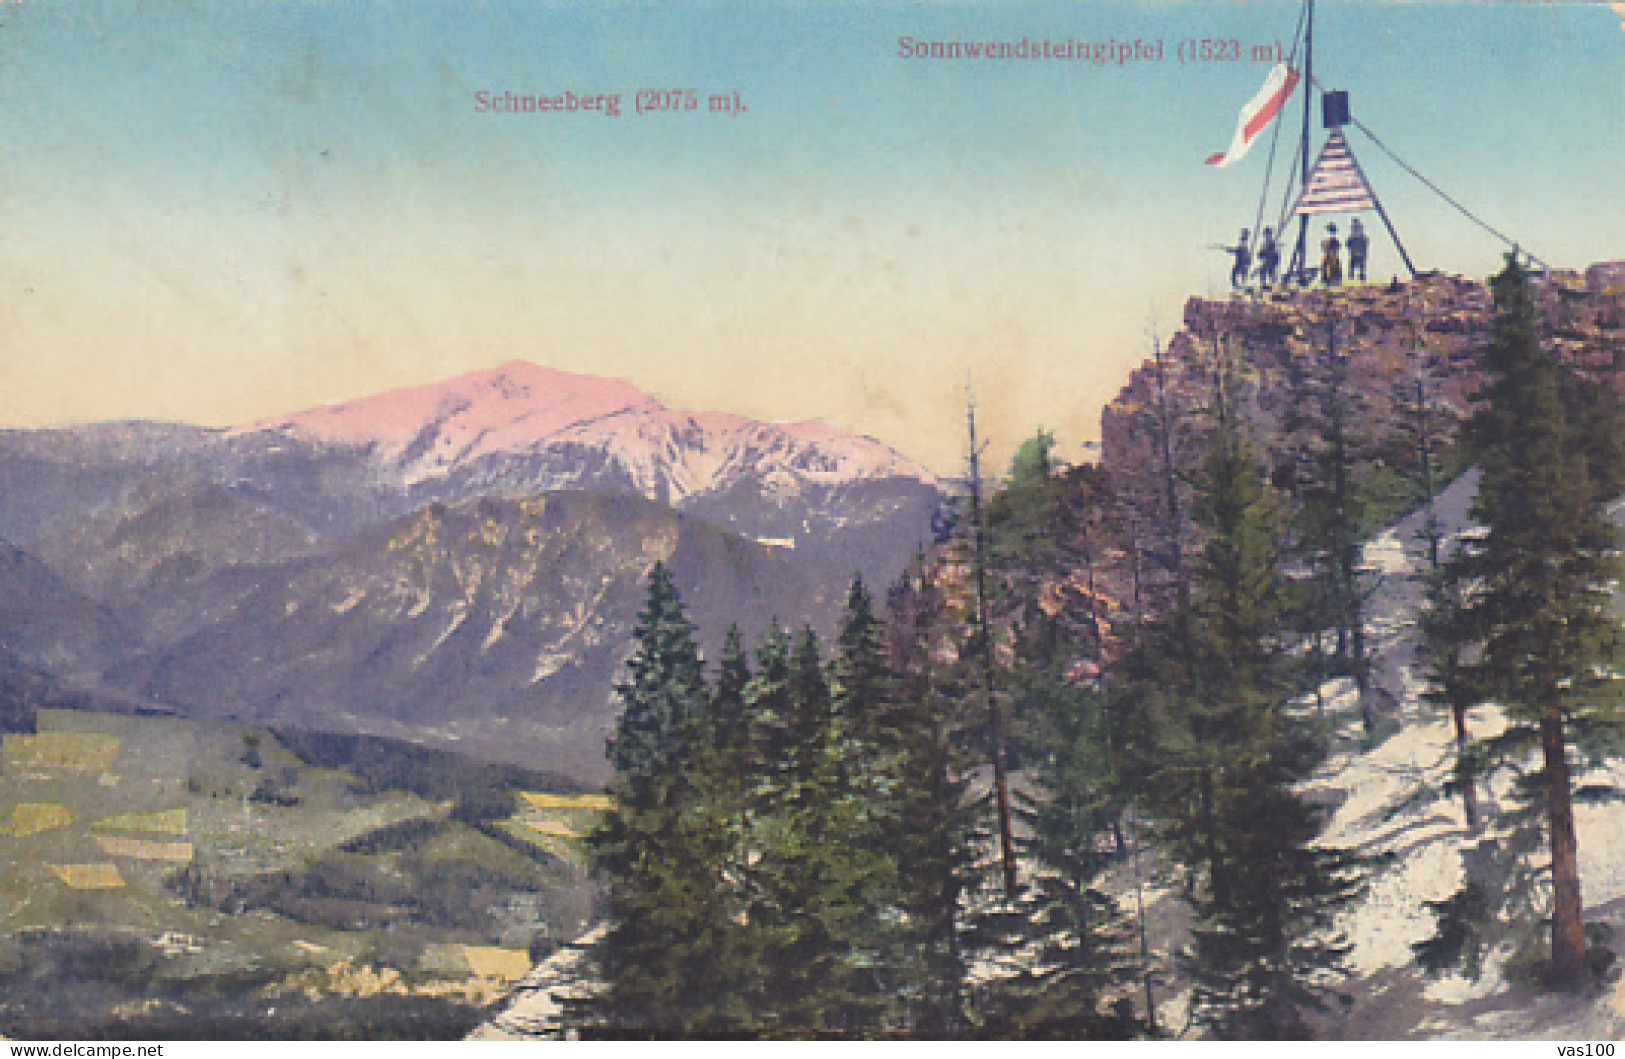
[0,361,944,779]
[241,360,934,507]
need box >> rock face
[0,363,943,781]
[105,491,829,781]
[1102,268,1624,479]
[1093,266,1624,619]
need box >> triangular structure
[1292,130,1377,216]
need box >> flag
[1204,63,1300,168]
[1292,130,1378,215]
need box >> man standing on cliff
[1347,218,1369,282]
[1222,229,1252,290]
[1255,227,1280,289]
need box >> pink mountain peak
[236,360,934,487]
[245,361,657,451]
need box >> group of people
[1221,217,1369,290]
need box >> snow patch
[1363,530,1412,577]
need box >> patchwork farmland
[0,710,598,1039]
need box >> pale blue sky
[1,1,1620,471]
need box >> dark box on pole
[1323,91,1350,129]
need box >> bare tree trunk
[965,396,1018,899]
[1542,705,1586,986]
[1200,765,1229,907]
[1450,702,1481,833]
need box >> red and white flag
[1204,63,1300,168]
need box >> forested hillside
[551,257,1625,1040]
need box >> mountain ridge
[237,359,936,495]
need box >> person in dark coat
[1347,217,1370,282]
[1223,229,1252,289]
[1255,227,1280,289]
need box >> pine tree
[1294,313,1377,729]
[743,623,796,820]
[963,399,1020,899]
[884,561,974,1035]
[962,439,1144,1037]
[1118,371,1367,1038]
[734,622,896,1037]
[576,562,743,1037]
[1417,560,1484,832]
[828,578,895,853]
[1432,254,1624,987]
[711,624,752,771]
[980,680,1144,1039]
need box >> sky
[1,0,1621,474]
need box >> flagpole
[1294,0,1314,285]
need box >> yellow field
[520,818,578,838]
[93,835,195,862]
[496,821,585,867]
[2,802,73,837]
[459,945,532,982]
[516,791,612,813]
[3,732,121,771]
[47,863,126,890]
[92,808,187,835]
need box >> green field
[0,710,598,1039]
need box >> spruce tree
[746,625,893,1036]
[711,624,753,774]
[1119,372,1367,1038]
[743,623,796,820]
[884,561,974,1035]
[968,442,1142,1037]
[1430,254,1624,986]
[828,578,896,862]
[1295,314,1377,727]
[577,563,742,1037]
[1417,560,1484,832]
[731,622,794,1034]
[981,680,1143,1039]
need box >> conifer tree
[1295,315,1378,727]
[577,563,742,1037]
[731,622,794,1034]
[1428,254,1624,986]
[960,438,1144,1037]
[884,561,974,1035]
[745,626,893,1036]
[711,624,752,771]
[963,399,1019,898]
[828,578,895,846]
[1190,387,1367,1037]
[697,623,754,849]
[743,623,796,819]
[980,679,1144,1039]
[1417,561,1484,832]
[1117,371,1367,1038]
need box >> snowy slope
[1308,475,1625,1038]
[1145,474,1625,1039]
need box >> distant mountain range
[0,363,943,780]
